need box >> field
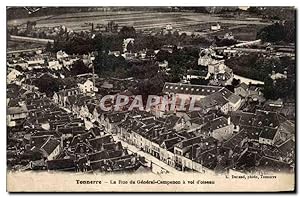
[8,11,271,35]
[7,40,45,52]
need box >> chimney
[227,117,231,125]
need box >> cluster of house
[183,48,234,86]
[6,50,85,73]
[48,77,295,173]
[7,83,144,172]
[8,24,74,40]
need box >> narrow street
[113,135,183,175]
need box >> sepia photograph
[6,6,296,192]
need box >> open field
[7,40,46,52]
[210,24,266,40]
[8,11,271,34]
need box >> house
[198,48,219,66]
[234,82,249,97]
[48,60,62,70]
[207,60,227,75]
[7,68,23,84]
[211,23,221,31]
[9,61,28,70]
[201,116,234,141]
[275,120,295,144]
[196,92,229,114]
[265,98,283,108]
[108,51,121,57]
[259,127,279,145]
[7,105,28,127]
[174,136,204,168]
[185,68,209,81]
[102,112,127,133]
[160,137,182,167]
[53,88,80,107]
[123,38,134,53]
[158,60,169,70]
[270,71,287,80]
[39,138,61,161]
[77,79,98,94]
[26,56,45,65]
[248,84,263,101]
[256,156,292,172]
[56,50,68,60]
[62,57,78,67]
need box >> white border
[1,1,299,196]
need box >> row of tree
[257,21,295,43]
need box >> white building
[77,79,98,94]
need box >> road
[7,47,44,54]
[58,104,183,174]
[9,35,54,44]
[113,135,183,175]
[234,74,264,85]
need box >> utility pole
[92,61,95,93]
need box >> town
[7,7,295,175]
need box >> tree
[45,41,52,52]
[33,75,60,96]
[231,78,240,87]
[257,21,295,43]
[156,50,171,62]
[70,60,91,76]
[262,77,295,100]
[119,26,136,39]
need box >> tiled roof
[40,138,60,155]
[163,82,222,96]
[47,159,76,170]
[259,127,278,140]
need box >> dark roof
[88,151,108,162]
[279,120,295,134]
[40,138,60,155]
[47,159,76,171]
[175,136,204,149]
[161,137,182,151]
[236,82,248,90]
[278,138,295,154]
[257,156,292,172]
[190,117,204,125]
[187,68,208,77]
[230,110,280,129]
[7,105,28,115]
[240,126,262,141]
[259,127,278,140]
[88,135,114,150]
[163,82,222,96]
[223,130,248,149]
[201,117,229,133]
[107,150,124,159]
[31,136,50,148]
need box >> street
[112,135,184,175]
